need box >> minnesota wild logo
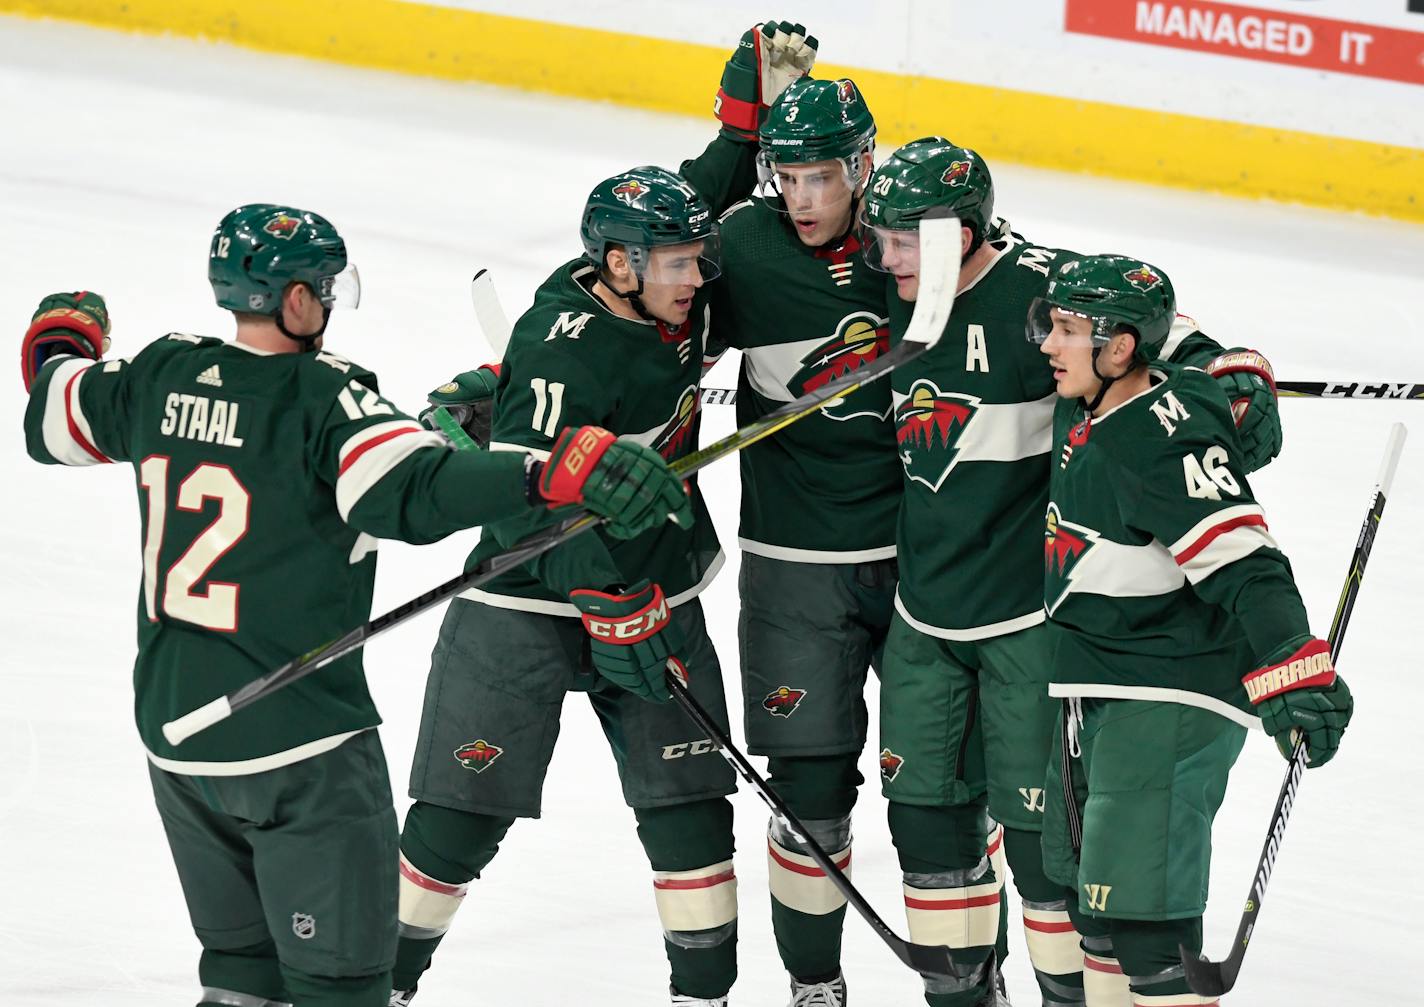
[650,385,700,460]
[263,213,301,240]
[790,311,891,421]
[1123,264,1162,291]
[893,379,980,491]
[453,739,503,773]
[1044,503,1098,614]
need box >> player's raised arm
[1157,314,1283,473]
[681,19,818,217]
[22,291,126,466]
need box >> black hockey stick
[696,381,1424,406]
[1180,421,1408,997]
[1277,381,1424,400]
[665,673,965,983]
[160,216,961,746]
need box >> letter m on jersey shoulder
[1149,391,1191,436]
[546,311,594,341]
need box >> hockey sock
[1064,900,1129,1007]
[1004,826,1086,1005]
[636,798,738,1001]
[1110,918,1217,1007]
[888,801,998,1007]
[988,819,1010,985]
[278,968,388,1007]
[765,753,860,982]
[392,802,516,991]
[198,940,285,1005]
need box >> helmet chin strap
[1081,346,1142,414]
[602,268,653,320]
[275,305,331,352]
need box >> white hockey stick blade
[162,695,232,746]
[900,215,960,349]
[1377,422,1408,496]
[470,269,514,358]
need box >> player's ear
[605,247,630,282]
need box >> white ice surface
[2,17,1422,1007]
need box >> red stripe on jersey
[654,868,736,891]
[1023,917,1077,933]
[767,842,852,878]
[64,370,110,463]
[1084,956,1124,975]
[903,893,1001,911]
[1175,513,1268,566]
[339,426,418,477]
[398,858,465,896]
[1132,1001,1218,1007]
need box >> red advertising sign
[1066,0,1424,85]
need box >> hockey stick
[665,673,965,982]
[160,216,960,746]
[1277,381,1424,400]
[694,382,1424,406]
[1180,421,1408,997]
[470,267,513,357]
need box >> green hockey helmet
[1027,255,1177,363]
[757,77,876,211]
[861,138,995,270]
[208,205,359,316]
[580,166,721,285]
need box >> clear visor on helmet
[756,152,864,214]
[628,235,722,286]
[860,218,921,275]
[1025,298,1116,347]
[316,262,362,310]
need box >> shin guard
[1082,933,1131,1007]
[768,814,851,981]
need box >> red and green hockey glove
[714,20,818,141]
[1243,637,1354,767]
[1207,348,1282,473]
[420,363,501,448]
[571,580,688,703]
[540,425,692,540]
[22,290,110,391]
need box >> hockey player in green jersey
[1030,254,1352,1007]
[707,76,968,1007]
[390,166,752,1007]
[860,139,1284,1007]
[18,205,691,1007]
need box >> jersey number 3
[138,456,251,631]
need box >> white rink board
[1,17,1423,1007]
[414,0,1424,147]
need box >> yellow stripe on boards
[2,0,1420,221]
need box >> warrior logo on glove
[453,739,504,773]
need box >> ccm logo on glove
[578,590,671,644]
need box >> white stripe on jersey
[1158,314,1201,361]
[41,358,110,466]
[1045,536,1186,616]
[1169,504,1276,585]
[335,420,443,521]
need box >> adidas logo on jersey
[196,365,223,387]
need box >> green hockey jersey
[463,261,723,614]
[24,336,533,773]
[890,226,1235,640]
[708,198,900,562]
[1044,364,1311,726]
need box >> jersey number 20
[138,456,250,631]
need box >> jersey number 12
[138,456,251,631]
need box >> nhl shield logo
[453,739,503,773]
[762,686,807,718]
[790,311,892,421]
[1043,503,1097,614]
[893,379,981,492]
[879,748,905,783]
[291,912,316,940]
